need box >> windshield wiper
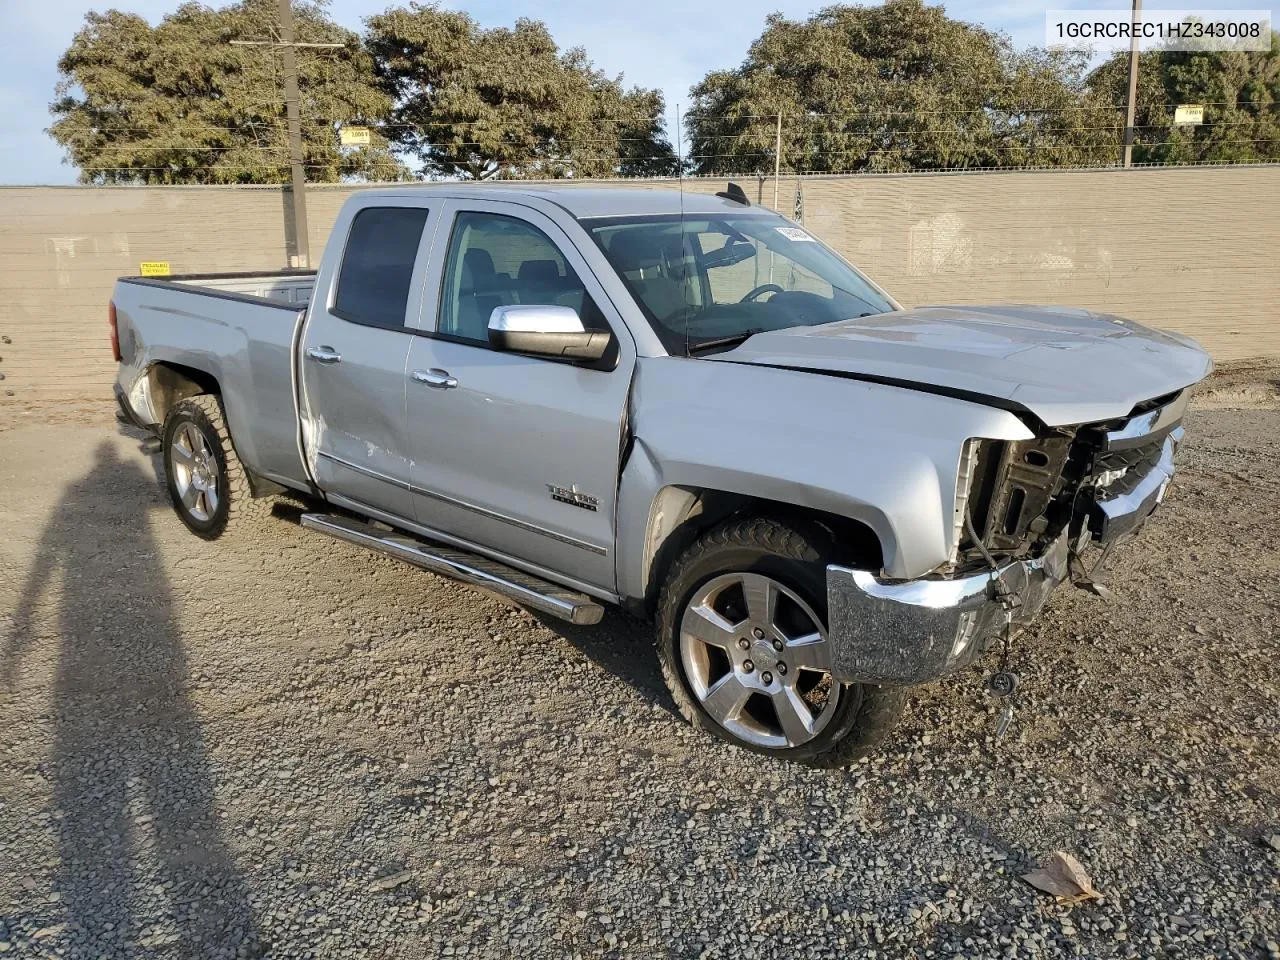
[687,328,764,355]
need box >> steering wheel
[740,283,784,303]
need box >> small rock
[367,870,413,893]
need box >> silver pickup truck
[111,185,1210,766]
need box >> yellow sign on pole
[1173,104,1204,126]
[340,127,371,146]
[139,261,171,276]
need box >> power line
[55,114,1277,148]
[71,139,1280,175]
[697,100,1280,122]
[50,102,1280,142]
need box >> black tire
[657,516,906,768]
[161,394,273,541]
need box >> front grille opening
[1126,389,1181,418]
[1002,487,1027,535]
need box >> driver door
[403,199,634,593]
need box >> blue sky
[0,0,1240,184]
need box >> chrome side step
[299,513,604,625]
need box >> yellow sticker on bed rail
[139,261,171,276]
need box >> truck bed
[149,269,316,307]
[112,270,315,492]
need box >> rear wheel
[657,516,906,767]
[161,395,272,540]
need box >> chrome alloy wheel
[170,422,220,522]
[679,572,841,749]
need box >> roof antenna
[716,182,751,206]
[677,102,690,358]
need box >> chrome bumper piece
[1088,427,1182,543]
[826,418,1184,687]
[826,534,1070,686]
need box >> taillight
[109,301,121,362]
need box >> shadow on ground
[533,608,677,715]
[4,439,260,958]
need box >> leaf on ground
[1022,851,1102,904]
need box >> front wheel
[657,517,906,767]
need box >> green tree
[1087,36,1280,164]
[50,0,409,184]
[686,0,1116,175]
[364,4,677,179]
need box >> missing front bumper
[825,414,1184,687]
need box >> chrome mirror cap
[487,304,611,363]
[488,304,585,335]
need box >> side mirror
[487,305,611,362]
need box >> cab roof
[355,184,780,220]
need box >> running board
[299,513,605,625]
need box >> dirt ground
[1,365,1277,959]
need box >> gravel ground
[1,376,1277,959]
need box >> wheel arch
[630,485,884,619]
[148,365,285,498]
[146,361,221,425]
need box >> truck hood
[707,305,1212,427]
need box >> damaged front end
[825,391,1188,686]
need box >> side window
[438,211,608,343]
[333,206,429,329]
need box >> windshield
[586,214,895,355]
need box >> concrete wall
[1,165,1276,404]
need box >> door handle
[306,345,342,364]
[411,368,458,389]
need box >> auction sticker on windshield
[776,227,815,241]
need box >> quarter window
[333,207,429,329]
[438,211,607,343]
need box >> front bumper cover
[826,425,1181,686]
[826,534,1070,686]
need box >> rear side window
[333,207,429,329]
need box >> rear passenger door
[403,199,634,593]
[299,199,438,520]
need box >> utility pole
[675,103,683,179]
[773,113,782,210]
[277,0,310,266]
[231,2,341,267]
[1121,0,1142,167]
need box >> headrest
[608,228,684,274]
[518,259,562,286]
[462,247,496,276]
